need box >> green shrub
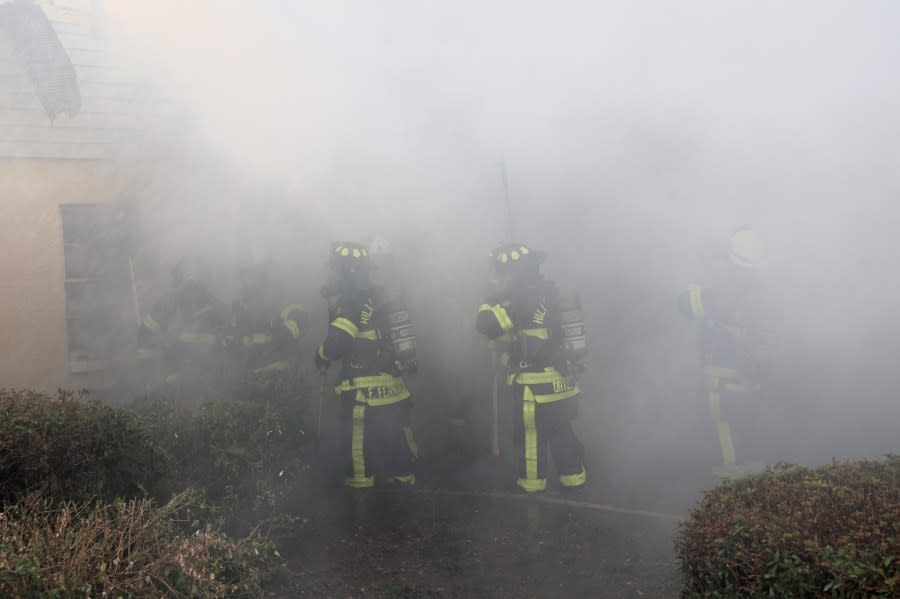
[676,457,900,598]
[135,375,311,536]
[0,388,167,503]
[0,490,283,598]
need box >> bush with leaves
[677,457,900,598]
[0,490,285,598]
[0,388,168,503]
[136,374,312,536]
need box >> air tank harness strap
[335,374,410,406]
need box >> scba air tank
[559,292,588,364]
[388,305,417,373]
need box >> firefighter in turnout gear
[476,243,587,493]
[315,241,418,489]
[137,256,228,397]
[228,255,307,392]
[678,228,773,478]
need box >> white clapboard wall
[0,0,164,160]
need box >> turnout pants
[704,364,763,476]
[340,394,418,488]
[512,386,586,493]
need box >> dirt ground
[285,458,683,599]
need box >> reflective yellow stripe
[491,305,514,332]
[178,332,217,345]
[516,391,546,493]
[318,344,328,361]
[515,368,564,385]
[524,392,538,481]
[517,478,547,492]
[283,319,301,340]
[708,391,722,421]
[703,364,740,379]
[723,381,759,393]
[253,361,289,373]
[560,464,587,488]
[687,283,704,319]
[280,303,305,322]
[520,327,549,340]
[388,474,416,485]
[331,317,359,338]
[718,422,736,466]
[512,368,580,403]
[404,426,419,460]
[347,405,374,488]
[357,329,380,341]
[335,374,410,406]
[136,347,159,359]
[536,387,579,403]
[478,303,493,313]
[336,374,398,392]
[243,333,271,346]
[704,365,757,393]
[143,314,161,333]
[709,391,736,467]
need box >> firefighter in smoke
[315,241,418,488]
[678,227,773,478]
[476,243,587,493]
[227,252,307,395]
[137,256,228,397]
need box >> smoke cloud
[93,0,900,512]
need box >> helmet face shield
[329,241,372,287]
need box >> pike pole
[491,161,516,458]
[317,370,326,443]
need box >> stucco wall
[0,158,120,391]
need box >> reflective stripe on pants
[341,394,415,488]
[513,386,585,493]
[347,404,374,488]
[704,365,759,469]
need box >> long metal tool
[490,161,516,458]
[500,161,516,242]
[317,370,327,442]
[128,256,141,327]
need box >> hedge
[0,491,282,598]
[0,388,167,503]
[677,458,900,597]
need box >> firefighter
[228,254,307,395]
[476,243,587,493]
[137,256,228,398]
[678,227,773,478]
[315,241,418,489]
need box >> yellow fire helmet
[329,241,370,271]
[729,228,767,270]
[491,243,542,276]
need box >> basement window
[60,204,134,373]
